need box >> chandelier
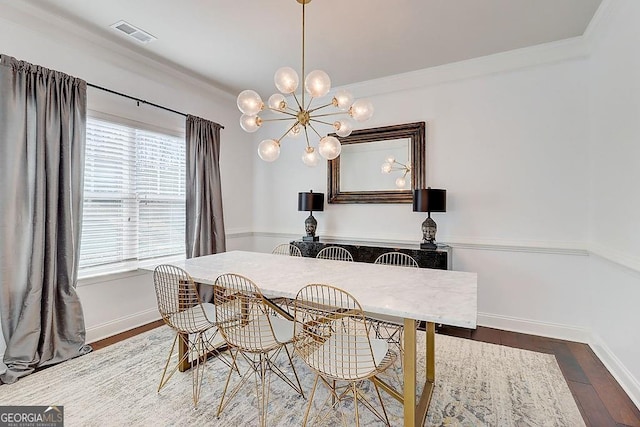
[236,0,374,167]
[381,155,411,188]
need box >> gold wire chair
[293,284,397,426]
[374,252,419,268]
[272,243,303,257]
[315,246,354,262]
[152,264,229,407]
[214,273,305,426]
[371,252,419,354]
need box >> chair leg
[257,353,272,427]
[158,333,180,393]
[191,332,207,407]
[302,373,320,427]
[352,382,360,427]
[283,344,305,399]
[372,378,391,426]
[217,348,241,417]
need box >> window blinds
[79,117,185,274]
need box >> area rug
[0,326,585,426]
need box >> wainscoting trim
[244,231,590,257]
[445,241,588,256]
[589,244,640,277]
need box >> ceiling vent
[110,20,156,44]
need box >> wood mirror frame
[327,122,426,204]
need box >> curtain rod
[87,83,224,129]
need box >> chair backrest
[315,246,354,262]
[374,252,419,268]
[271,243,303,257]
[293,284,377,381]
[153,264,211,332]
[214,273,281,352]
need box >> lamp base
[420,241,437,250]
[302,235,319,242]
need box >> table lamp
[298,190,324,241]
[413,188,446,250]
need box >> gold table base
[373,319,435,426]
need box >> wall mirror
[328,122,426,203]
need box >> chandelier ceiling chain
[236,0,374,166]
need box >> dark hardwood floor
[90,322,640,427]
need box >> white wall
[251,0,640,406]
[2,0,639,408]
[0,2,255,344]
[253,46,592,332]
[586,0,640,405]
[253,60,590,247]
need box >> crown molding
[4,1,601,104]
[338,36,590,99]
[0,1,236,101]
[583,0,620,51]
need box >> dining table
[164,250,477,427]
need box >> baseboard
[590,333,640,410]
[85,308,161,344]
[477,312,590,343]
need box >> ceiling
[23,0,602,97]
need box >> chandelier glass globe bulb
[333,89,354,111]
[334,119,353,137]
[258,139,280,162]
[239,114,261,133]
[237,90,263,116]
[304,70,331,98]
[349,99,374,122]
[381,162,393,174]
[318,135,341,160]
[268,93,287,111]
[288,124,302,138]
[395,176,407,188]
[302,146,320,167]
[237,1,374,165]
[274,67,299,94]
[385,155,396,164]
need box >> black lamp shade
[298,192,324,212]
[413,188,446,213]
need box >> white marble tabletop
[168,250,477,329]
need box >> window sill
[77,255,186,287]
[77,269,148,287]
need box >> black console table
[291,240,450,270]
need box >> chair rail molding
[250,231,590,257]
[588,244,640,276]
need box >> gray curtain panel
[185,115,226,262]
[0,55,89,384]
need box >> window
[79,117,185,276]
